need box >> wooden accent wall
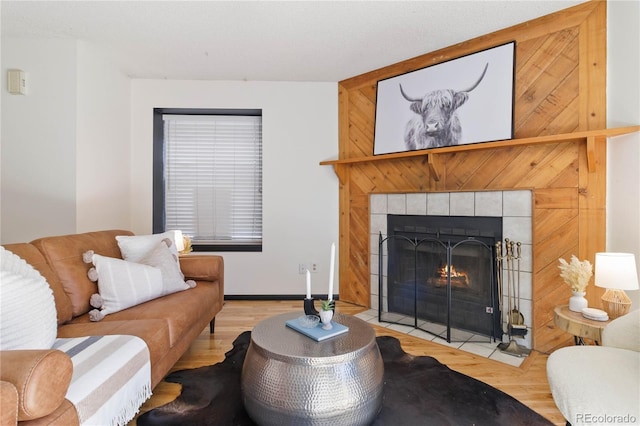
[335,1,607,353]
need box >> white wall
[1,38,77,243]
[1,39,131,243]
[1,38,340,297]
[131,80,339,296]
[76,41,131,232]
[607,0,640,309]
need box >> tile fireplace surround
[370,190,533,350]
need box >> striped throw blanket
[53,335,152,426]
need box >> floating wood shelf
[320,126,639,184]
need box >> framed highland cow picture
[373,41,515,155]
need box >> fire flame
[438,264,468,279]
[428,263,471,288]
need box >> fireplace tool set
[495,239,531,357]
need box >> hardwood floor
[132,300,565,425]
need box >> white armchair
[547,309,639,425]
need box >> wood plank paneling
[535,188,579,209]
[515,28,579,135]
[336,1,607,352]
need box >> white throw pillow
[0,247,57,350]
[116,232,181,270]
[89,254,164,321]
[138,241,195,296]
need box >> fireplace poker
[504,239,514,328]
[509,240,525,328]
[509,242,527,337]
[495,242,506,335]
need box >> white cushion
[0,246,57,350]
[137,241,193,296]
[547,345,640,424]
[90,254,164,319]
[116,232,181,269]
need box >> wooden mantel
[321,126,640,184]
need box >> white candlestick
[306,269,311,299]
[328,242,335,301]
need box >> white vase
[319,310,333,330]
[569,291,588,312]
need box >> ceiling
[1,0,586,82]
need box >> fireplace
[381,215,502,341]
[370,191,534,348]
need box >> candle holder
[303,298,319,316]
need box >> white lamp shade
[171,230,185,252]
[594,252,639,290]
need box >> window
[153,108,262,251]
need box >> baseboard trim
[224,294,339,301]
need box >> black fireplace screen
[379,215,502,342]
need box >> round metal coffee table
[241,312,384,426]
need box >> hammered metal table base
[241,312,384,426]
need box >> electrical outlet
[310,262,319,273]
[298,263,308,274]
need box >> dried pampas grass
[558,255,593,292]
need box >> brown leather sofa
[0,230,224,425]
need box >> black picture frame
[373,41,515,155]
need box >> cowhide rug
[137,331,552,425]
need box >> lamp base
[601,289,632,319]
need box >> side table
[553,305,611,345]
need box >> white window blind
[163,114,262,246]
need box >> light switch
[8,69,27,95]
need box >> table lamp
[594,252,639,319]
